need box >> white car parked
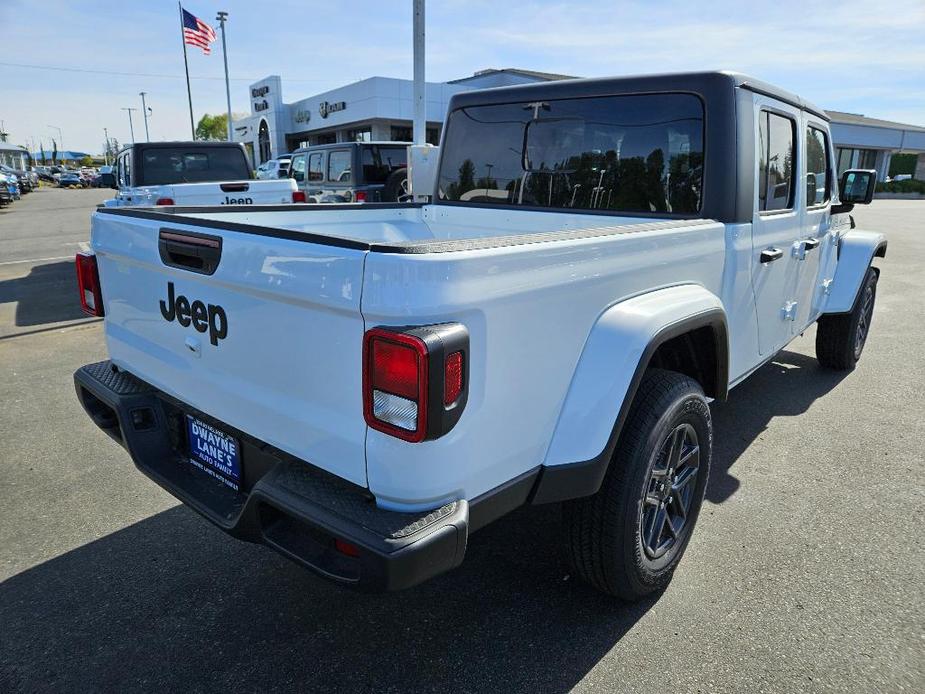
[255,156,292,180]
[74,72,885,599]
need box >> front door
[750,100,803,355]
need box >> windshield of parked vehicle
[360,145,407,183]
[437,93,704,214]
[139,146,251,185]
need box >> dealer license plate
[186,415,241,491]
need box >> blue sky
[1,0,923,153]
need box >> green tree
[195,113,230,141]
[80,155,94,167]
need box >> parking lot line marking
[0,318,102,341]
[0,255,75,266]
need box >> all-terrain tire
[562,368,712,600]
[816,266,878,371]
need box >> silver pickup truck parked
[74,72,884,599]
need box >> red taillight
[444,351,463,405]
[75,252,104,317]
[354,190,367,203]
[155,197,175,206]
[363,324,469,443]
[363,329,428,442]
[334,538,360,558]
[292,190,307,203]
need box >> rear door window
[327,150,352,183]
[805,125,830,206]
[758,111,796,212]
[308,153,324,181]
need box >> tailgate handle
[158,229,222,275]
[220,182,249,192]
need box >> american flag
[182,7,216,55]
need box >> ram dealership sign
[319,100,346,119]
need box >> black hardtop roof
[119,141,248,155]
[291,141,410,154]
[446,70,829,121]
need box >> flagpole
[216,11,233,142]
[179,2,196,139]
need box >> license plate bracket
[185,415,241,491]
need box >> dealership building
[232,69,925,181]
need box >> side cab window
[757,110,796,212]
[804,125,831,207]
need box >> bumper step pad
[74,360,468,590]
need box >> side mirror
[839,169,876,205]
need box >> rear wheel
[562,369,712,600]
[816,266,878,370]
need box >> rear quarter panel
[362,220,728,509]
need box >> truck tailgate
[167,180,295,206]
[91,210,369,487]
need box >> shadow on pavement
[0,261,86,328]
[0,349,848,693]
[707,348,849,503]
[0,502,653,693]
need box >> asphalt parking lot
[0,188,922,693]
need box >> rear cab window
[137,146,251,186]
[436,93,704,214]
[757,111,796,212]
[327,150,352,184]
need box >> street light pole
[216,11,233,142]
[47,124,63,153]
[412,0,426,146]
[103,127,110,165]
[121,107,137,145]
[139,92,151,142]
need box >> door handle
[760,248,784,263]
[803,237,820,251]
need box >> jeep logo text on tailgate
[221,196,253,205]
[160,282,228,345]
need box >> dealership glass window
[757,111,795,212]
[427,127,440,145]
[345,128,372,143]
[308,153,324,181]
[805,125,830,206]
[314,133,337,146]
[391,125,413,142]
[437,93,704,214]
[327,150,352,183]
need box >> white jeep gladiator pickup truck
[104,141,303,207]
[74,72,885,599]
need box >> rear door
[751,99,803,354]
[92,211,370,486]
[325,148,353,200]
[794,119,835,329]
